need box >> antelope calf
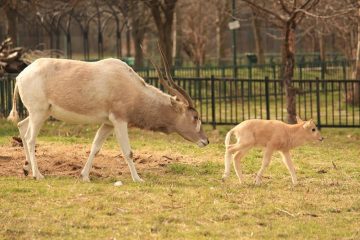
[222,117,323,185]
[7,46,209,182]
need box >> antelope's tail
[223,129,234,179]
[7,82,19,123]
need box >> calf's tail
[223,129,234,179]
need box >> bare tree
[350,0,360,105]
[211,0,231,65]
[251,8,265,64]
[71,0,100,60]
[0,1,18,45]
[128,1,151,68]
[145,0,177,67]
[241,0,320,123]
[180,0,215,66]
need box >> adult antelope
[7,47,209,182]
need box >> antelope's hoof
[133,178,144,183]
[81,176,91,182]
[23,162,30,176]
[221,175,228,182]
[33,174,44,180]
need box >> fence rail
[1,74,360,128]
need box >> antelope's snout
[197,138,209,147]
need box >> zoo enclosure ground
[0,119,360,239]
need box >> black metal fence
[1,74,360,128]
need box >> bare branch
[240,0,286,22]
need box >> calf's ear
[303,120,313,129]
[296,116,304,124]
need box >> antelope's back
[16,58,143,123]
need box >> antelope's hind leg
[17,117,31,176]
[25,111,48,180]
[222,147,232,180]
[81,124,113,182]
[233,147,251,184]
[255,148,273,185]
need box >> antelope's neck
[288,124,306,148]
[128,89,176,133]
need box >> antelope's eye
[194,116,198,121]
[312,128,316,132]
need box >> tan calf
[222,117,323,185]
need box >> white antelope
[222,117,323,185]
[7,48,209,182]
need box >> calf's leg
[280,151,298,185]
[255,148,273,185]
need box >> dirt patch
[0,142,189,179]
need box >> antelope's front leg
[280,151,298,185]
[111,119,144,182]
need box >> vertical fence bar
[316,77,321,129]
[0,77,4,116]
[211,75,216,129]
[265,76,270,120]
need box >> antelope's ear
[296,116,304,124]
[303,120,312,129]
[170,96,183,113]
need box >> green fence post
[211,75,216,129]
[321,61,325,80]
[248,63,252,97]
[196,65,200,78]
[272,63,276,79]
[316,77,321,129]
[0,77,4,116]
[265,76,270,120]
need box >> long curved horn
[140,45,189,105]
[157,43,194,108]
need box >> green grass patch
[1,119,360,239]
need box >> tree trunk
[5,6,17,45]
[348,5,360,106]
[216,8,228,66]
[282,21,297,124]
[66,33,72,59]
[126,24,131,58]
[148,0,177,67]
[133,40,144,69]
[158,29,173,67]
[132,21,145,68]
[319,33,326,62]
[251,10,265,65]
